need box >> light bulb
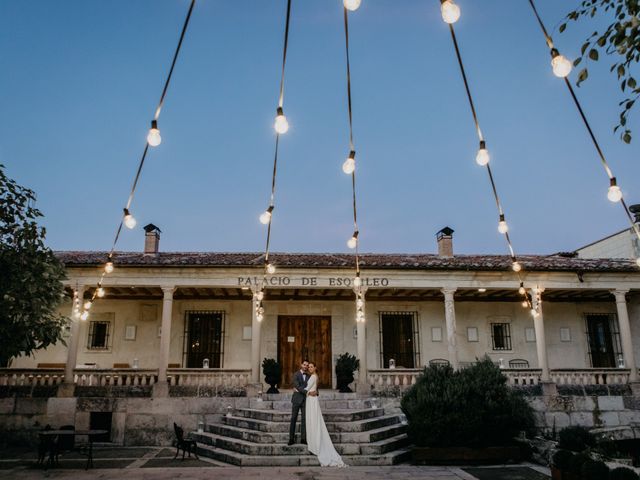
[343,0,361,11]
[636,258,640,267]
[476,147,490,166]
[73,309,80,319]
[80,311,89,321]
[274,108,289,134]
[84,301,92,310]
[530,309,538,318]
[97,287,105,298]
[124,209,136,229]
[512,262,522,272]
[259,210,272,225]
[498,220,509,234]
[147,120,162,147]
[347,236,357,249]
[354,276,362,287]
[356,298,364,308]
[521,301,528,308]
[551,52,572,78]
[518,286,526,295]
[257,306,265,316]
[105,262,114,274]
[257,314,264,322]
[342,151,356,175]
[266,263,276,274]
[256,291,264,301]
[441,0,460,24]
[608,185,622,202]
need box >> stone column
[613,290,638,382]
[63,285,85,389]
[355,287,368,392]
[157,286,175,385]
[250,290,263,384]
[442,288,459,370]
[531,288,551,383]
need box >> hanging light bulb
[257,313,264,322]
[441,0,460,24]
[123,208,137,229]
[356,298,364,308]
[521,301,528,308]
[80,311,89,321]
[530,309,539,318]
[147,120,162,147]
[498,214,509,234]
[97,287,105,298]
[256,290,264,301]
[105,261,114,274]
[266,263,276,274]
[347,230,359,249]
[512,261,522,272]
[607,177,623,202]
[260,206,274,225]
[342,150,356,175]
[84,301,92,310]
[518,285,526,295]
[257,306,265,316]
[343,0,362,11]
[354,276,362,287]
[550,49,572,78]
[274,107,289,134]
[476,141,490,166]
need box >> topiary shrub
[552,449,574,471]
[568,452,591,475]
[261,358,282,394]
[400,357,535,448]
[558,425,596,452]
[581,459,610,480]
[610,467,640,480]
[335,353,359,393]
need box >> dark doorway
[184,311,225,368]
[380,312,419,368]
[89,412,112,442]
[585,314,619,368]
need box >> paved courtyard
[0,447,550,480]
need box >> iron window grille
[379,311,420,368]
[584,313,622,368]
[87,321,111,350]
[490,323,512,351]
[182,310,225,368]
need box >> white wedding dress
[305,374,346,467]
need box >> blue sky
[1,0,637,256]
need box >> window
[491,323,511,351]
[379,312,420,368]
[87,321,111,350]
[585,313,621,368]
[183,311,225,368]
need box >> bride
[305,362,346,467]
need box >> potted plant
[335,353,360,393]
[261,358,281,394]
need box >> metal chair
[508,359,530,369]
[173,423,198,460]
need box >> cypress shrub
[400,357,535,447]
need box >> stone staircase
[191,392,411,466]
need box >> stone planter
[411,445,522,465]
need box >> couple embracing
[288,360,346,467]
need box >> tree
[0,164,67,367]
[561,0,640,143]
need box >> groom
[288,360,315,445]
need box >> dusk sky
[1,1,638,256]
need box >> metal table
[38,429,108,469]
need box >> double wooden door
[278,316,332,389]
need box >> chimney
[436,226,454,257]
[630,204,640,224]
[144,223,161,255]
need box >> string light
[266,263,276,275]
[342,150,356,175]
[550,49,572,78]
[476,141,490,166]
[441,0,461,24]
[259,206,274,225]
[607,178,622,203]
[274,107,289,134]
[518,284,526,295]
[498,215,509,234]
[123,209,137,229]
[636,258,640,267]
[97,287,105,298]
[347,231,359,249]
[147,120,162,147]
[512,262,522,272]
[343,0,362,12]
[84,301,92,310]
[354,275,362,287]
[104,262,114,274]
[80,311,89,321]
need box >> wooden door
[586,314,616,368]
[278,316,332,389]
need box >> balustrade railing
[368,369,421,389]
[167,368,251,387]
[550,369,631,385]
[0,369,65,387]
[74,368,158,386]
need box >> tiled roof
[53,251,639,273]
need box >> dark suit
[289,370,308,443]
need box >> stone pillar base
[57,383,76,398]
[629,382,640,398]
[152,382,169,398]
[246,383,263,398]
[541,381,558,397]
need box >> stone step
[234,407,385,423]
[249,398,375,411]
[222,412,402,433]
[196,442,412,466]
[262,392,359,401]
[191,431,409,457]
[207,421,407,444]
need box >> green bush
[558,425,596,452]
[400,357,535,448]
[568,452,591,475]
[552,449,574,471]
[610,467,640,480]
[581,459,610,480]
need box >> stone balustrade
[74,368,158,386]
[167,368,251,387]
[0,369,65,387]
[550,368,631,385]
[368,368,421,389]
[503,368,543,386]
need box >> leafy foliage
[558,425,596,452]
[581,459,610,480]
[0,164,67,366]
[568,452,591,474]
[561,0,640,143]
[400,357,535,448]
[610,466,640,480]
[552,449,575,470]
[335,352,360,393]
[261,358,282,393]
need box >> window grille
[182,310,225,368]
[584,313,621,368]
[491,323,512,351]
[378,312,420,368]
[87,321,111,350]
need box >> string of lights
[255,0,294,323]
[439,0,535,314]
[527,0,640,268]
[341,0,365,322]
[78,0,197,321]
